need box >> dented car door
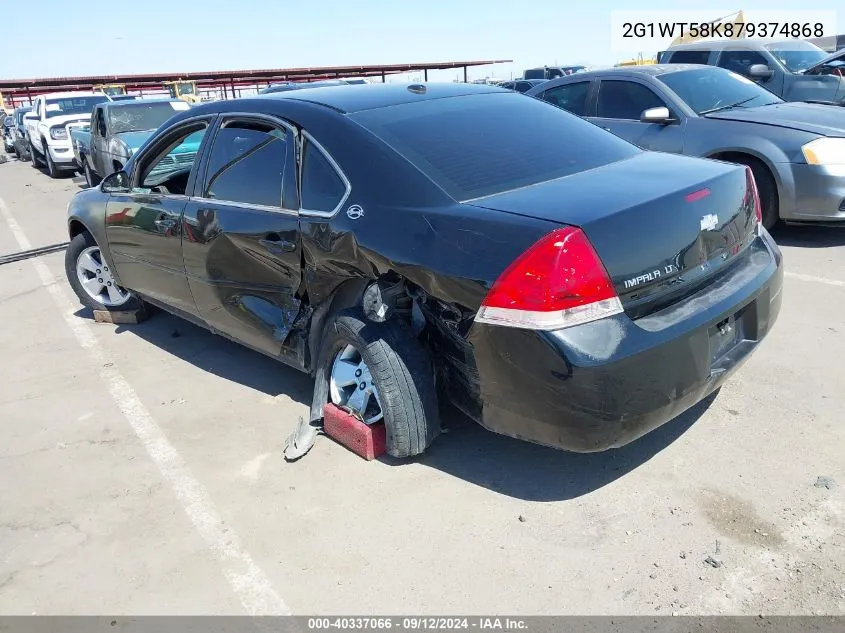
[181,115,304,363]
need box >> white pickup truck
[25,91,110,177]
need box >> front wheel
[64,232,142,312]
[312,308,440,458]
[45,146,60,178]
[29,141,42,167]
[743,159,779,231]
[84,161,101,188]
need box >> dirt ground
[0,157,843,615]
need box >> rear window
[44,96,109,119]
[349,92,640,201]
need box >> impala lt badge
[346,204,364,220]
[700,214,718,231]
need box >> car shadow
[400,391,717,502]
[771,223,845,248]
[72,306,313,404]
[72,306,713,501]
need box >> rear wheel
[65,231,142,312]
[312,308,440,458]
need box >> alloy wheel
[329,344,384,425]
[75,246,132,307]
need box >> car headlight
[801,137,845,166]
[50,126,68,140]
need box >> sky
[1,0,843,83]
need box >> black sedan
[64,82,783,458]
[527,65,845,229]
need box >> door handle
[259,234,296,254]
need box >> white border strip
[0,198,289,616]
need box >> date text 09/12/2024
[307,617,528,630]
[621,21,826,39]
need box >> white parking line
[785,271,845,288]
[0,198,290,616]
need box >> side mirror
[748,64,773,80]
[101,170,130,193]
[25,113,39,121]
[640,106,674,124]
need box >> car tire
[743,158,778,231]
[84,161,101,188]
[29,140,42,167]
[65,231,142,312]
[44,145,60,178]
[312,307,440,458]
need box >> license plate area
[709,313,742,363]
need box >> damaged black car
[64,82,783,458]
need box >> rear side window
[350,92,640,201]
[300,138,348,214]
[540,82,591,116]
[665,50,712,64]
[204,120,287,208]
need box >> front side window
[203,120,287,208]
[95,110,106,136]
[140,124,208,195]
[44,96,109,119]
[300,137,347,213]
[540,82,591,116]
[596,81,666,120]
[716,50,770,76]
[658,67,783,115]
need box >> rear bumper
[451,229,783,453]
[786,163,845,222]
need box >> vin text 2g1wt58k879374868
[63,82,783,458]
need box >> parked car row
[60,80,783,460]
[526,63,845,228]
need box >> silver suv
[659,39,845,105]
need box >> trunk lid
[467,151,758,319]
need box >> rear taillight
[745,166,763,225]
[475,227,623,331]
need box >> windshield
[658,67,783,115]
[108,102,186,134]
[350,92,641,201]
[15,110,30,125]
[45,96,109,119]
[763,41,828,72]
[3,117,12,127]
[176,82,195,95]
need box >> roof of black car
[255,81,509,113]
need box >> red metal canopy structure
[0,59,512,107]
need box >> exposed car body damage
[66,83,782,455]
